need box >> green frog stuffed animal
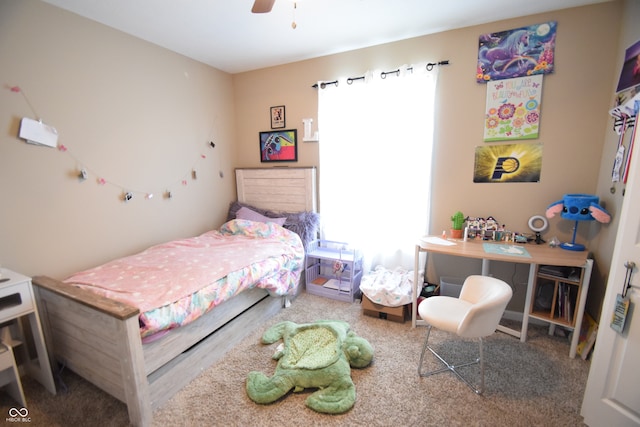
[246,320,373,414]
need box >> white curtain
[317,64,438,272]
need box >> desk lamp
[545,194,611,251]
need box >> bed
[32,167,317,427]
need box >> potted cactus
[450,211,465,239]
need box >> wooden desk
[412,237,593,358]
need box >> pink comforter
[65,219,304,338]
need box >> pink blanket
[65,219,304,337]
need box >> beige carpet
[0,291,590,426]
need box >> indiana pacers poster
[473,143,542,183]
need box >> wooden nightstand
[0,269,56,402]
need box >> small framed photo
[259,129,297,163]
[270,105,286,129]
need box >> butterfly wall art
[484,74,543,142]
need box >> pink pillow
[236,207,286,226]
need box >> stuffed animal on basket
[246,320,373,414]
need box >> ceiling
[43,0,611,74]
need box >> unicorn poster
[484,74,543,141]
[477,21,556,83]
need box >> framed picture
[270,105,286,129]
[259,129,297,162]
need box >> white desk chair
[417,275,513,394]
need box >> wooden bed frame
[32,167,317,427]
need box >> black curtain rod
[312,60,449,88]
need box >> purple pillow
[228,201,320,249]
[236,207,286,226]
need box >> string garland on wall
[7,84,218,203]
[58,142,212,202]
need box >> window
[317,65,438,270]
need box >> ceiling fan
[252,0,299,28]
[252,0,276,13]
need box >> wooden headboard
[235,167,317,212]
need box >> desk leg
[412,245,419,328]
[520,263,537,343]
[24,312,56,394]
[482,259,490,276]
[494,260,534,341]
[481,258,521,338]
[481,259,516,338]
[482,259,523,339]
[569,259,593,358]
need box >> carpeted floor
[0,291,590,426]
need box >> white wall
[233,2,623,312]
[0,1,237,278]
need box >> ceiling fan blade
[252,0,275,13]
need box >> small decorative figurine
[450,211,465,239]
